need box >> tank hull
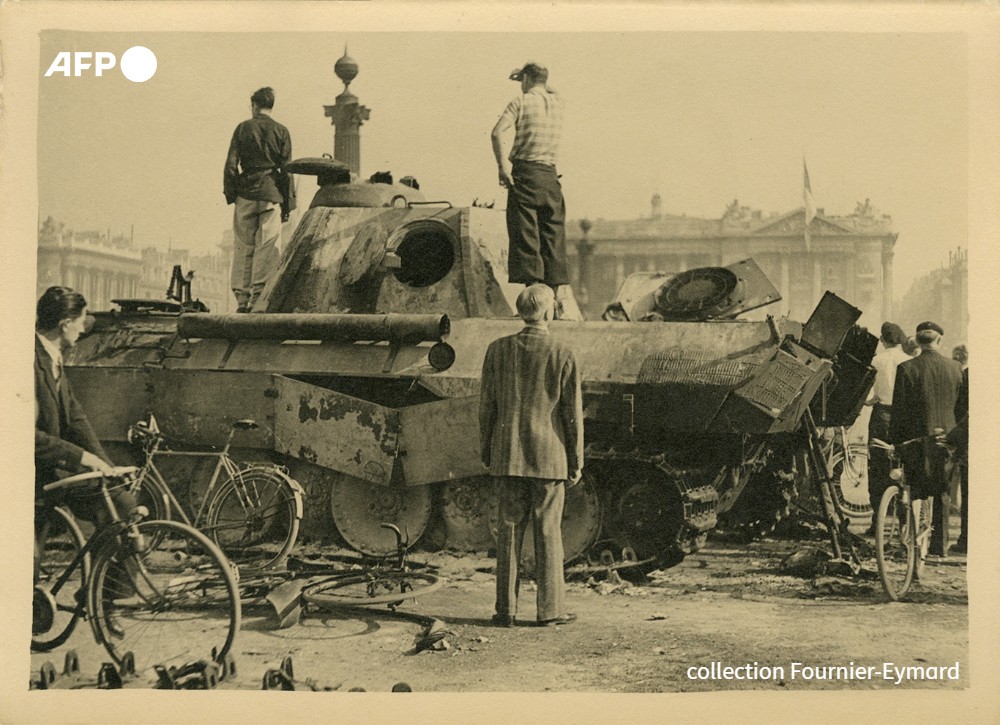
[67,192,875,565]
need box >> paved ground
[28,521,970,695]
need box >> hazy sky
[37,31,967,297]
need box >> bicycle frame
[137,426,248,529]
[38,509,133,620]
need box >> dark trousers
[494,476,565,622]
[930,492,950,556]
[34,483,137,583]
[867,404,893,514]
[506,161,568,286]
[957,461,968,548]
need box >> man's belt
[512,159,556,170]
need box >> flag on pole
[803,159,816,252]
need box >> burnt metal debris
[31,649,238,690]
[260,655,413,692]
[66,147,876,574]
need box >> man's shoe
[537,613,577,627]
[491,614,515,628]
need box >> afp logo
[44,46,157,82]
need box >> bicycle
[869,436,939,600]
[32,467,241,675]
[129,415,303,571]
[302,524,443,610]
[825,425,873,522]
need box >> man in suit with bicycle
[35,286,136,534]
[479,284,583,627]
[889,320,964,558]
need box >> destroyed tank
[67,157,876,570]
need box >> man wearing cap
[491,63,568,298]
[224,86,295,313]
[863,322,911,533]
[480,284,583,628]
[889,321,964,558]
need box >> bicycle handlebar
[868,436,928,453]
[43,466,140,492]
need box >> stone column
[324,51,370,177]
[881,236,896,322]
[780,255,790,316]
[812,256,823,307]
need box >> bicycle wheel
[303,571,443,608]
[87,520,241,674]
[134,469,172,522]
[876,485,915,601]
[32,507,90,652]
[204,466,301,570]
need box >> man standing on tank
[224,86,295,313]
[480,284,582,627]
[491,63,568,304]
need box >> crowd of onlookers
[867,321,968,556]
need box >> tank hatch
[605,258,781,322]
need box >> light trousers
[231,196,281,305]
[494,476,565,622]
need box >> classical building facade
[897,247,968,347]
[37,217,143,311]
[37,216,233,313]
[566,197,898,326]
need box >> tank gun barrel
[177,312,450,343]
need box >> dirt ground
[28,515,969,694]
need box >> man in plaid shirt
[491,63,568,297]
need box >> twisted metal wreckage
[66,156,877,586]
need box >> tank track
[718,459,799,538]
[584,444,719,567]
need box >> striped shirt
[500,87,564,167]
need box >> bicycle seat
[42,466,140,492]
[232,419,259,431]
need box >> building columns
[881,237,895,322]
[812,257,823,307]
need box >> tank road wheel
[329,473,432,557]
[719,452,800,539]
[486,473,602,575]
[595,459,686,562]
[440,477,497,552]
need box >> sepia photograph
[1,2,997,723]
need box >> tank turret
[66,101,875,570]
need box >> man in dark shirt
[224,86,295,312]
[889,321,964,557]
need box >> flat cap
[509,62,548,83]
[916,321,944,336]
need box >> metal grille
[637,352,758,386]
[736,353,812,411]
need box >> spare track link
[584,444,719,558]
